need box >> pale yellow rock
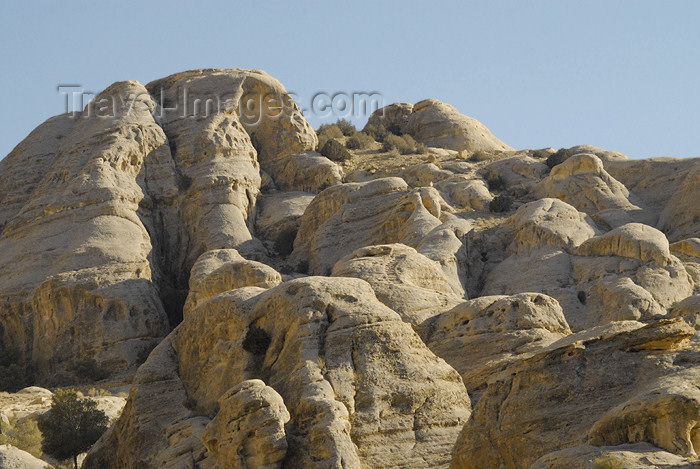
[255,191,315,248]
[424,293,571,392]
[577,223,672,265]
[0,81,171,380]
[658,161,700,242]
[183,249,281,315]
[291,178,454,276]
[436,176,493,211]
[0,445,52,469]
[0,113,76,231]
[450,319,697,469]
[83,335,210,469]
[482,156,549,192]
[533,153,645,219]
[175,277,470,468]
[507,198,599,253]
[529,443,694,469]
[401,163,453,187]
[366,99,513,152]
[403,99,514,152]
[267,151,344,193]
[201,379,290,469]
[331,244,461,325]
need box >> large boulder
[365,99,513,152]
[86,277,471,469]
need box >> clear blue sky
[1,0,698,159]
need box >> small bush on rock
[382,134,419,155]
[345,131,374,150]
[484,168,505,191]
[489,195,514,213]
[68,358,109,382]
[316,123,344,150]
[546,148,575,168]
[0,419,43,458]
[335,118,357,136]
[321,139,353,162]
[364,124,388,142]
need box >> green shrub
[382,134,417,155]
[415,143,429,154]
[546,148,575,168]
[469,150,491,162]
[68,358,110,382]
[316,123,344,151]
[364,123,388,142]
[345,131,374,150]
[489,195,514,213]
[335,118,356,136]
[38,389,109,469]
[484,168,505,191]
[320,139,353,162]
[0,345,27,392]
[531,148,551,160]
[0,419,43,458]
[386,123,403,136]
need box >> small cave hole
[242,325,271,356]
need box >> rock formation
[0,68,699,468]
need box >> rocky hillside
[0,68,699,468]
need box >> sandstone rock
[506,198,599,254]
[403,99,514,152]
[366,99,513,152]
[201,380,290,469]
[658,161,700,242]
[255,191,315,251]
[577,223,673,265]
[671,239,700,293]
[0,80,172,380]
[450,319,697,469]
[670,295,700,328]
[436,176,493,211]
[96,276,470,469]
[83,335,210,469]
[331,244,461,326]
[423,293,570,393]
[267,151,344,193]
[291,178,453,276]
[481,156,549,193]
[0,445,51,469]
[364,102,414,132]
[0,113,76,232]
[529,443,694,469]
[183,249,281,315]
[401,163,453,187]
[533,153,648,222]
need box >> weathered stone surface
[482,156,549,192]
[577,223,673,265]
[423,293,570,392]
[83,335,210,469]
[291,178,454,276]
[201,379,290,469]
[332,244,461,325]
[450,319,697,469]
[402,163,453,187]
[183,249,281,316]
[91,277,471,469]
[267,151,343,193]
[436,176,493,211]
[533,153,648,223]
[0,81,172,380]
[529,443,695,469]
[658,162,700,243]
[506,198,599,253]
[366,99,513,152]
[0,445,51,469]
[255,191,315,250]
